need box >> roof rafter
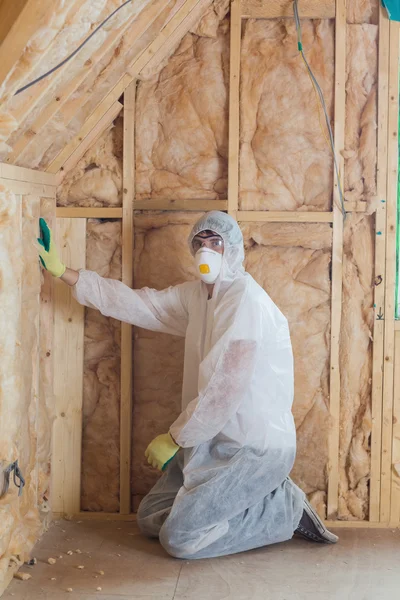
[3,0,136,144]
[46,0,211,175]
[8,0,182,165]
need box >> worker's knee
[159,520,194,559]
[136,497,159,538]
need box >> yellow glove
[145,433,179,471]
[37,218,66,278]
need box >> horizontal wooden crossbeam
[240,0,335,19]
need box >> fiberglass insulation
[57,116,123,207]
[81,220,122,512]
[0,0,155,156]
[239,19,334,211]
[0,190,49,583]
[135,19,230,202]
[7,0,188,169]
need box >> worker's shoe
[295,499,338,544]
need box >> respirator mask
[195,248,222,284]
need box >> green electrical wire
[293,0,346,219]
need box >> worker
[37,211,337,559]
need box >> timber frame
[1,0,399,527]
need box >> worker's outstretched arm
[37,219,189,336]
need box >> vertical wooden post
[39,197,56,522]
[52,218,86,515]
[327,0,346,520]
[228,0,241,218]
[392,330,400,525]
[120,81,135,514]
[370,5,390,522]
[381,21,400,523]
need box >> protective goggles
[192,234,224,253]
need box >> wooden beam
[395,321,400,331]
[0,177,56,198]
[120,82,135,515]
[6,0,170,162]
[49,101,122,176]
[238,211,334,223]
[52,218,86,515]
[0,163,56,185]
[240,0,335,19]
[392,330,400,525]
[39,197,55,525]
[54,512,137,521]
[381,21,400,523]
[0,0,50,88]
[59,101,123,178]
[47,0,205,176]
[227,0,241,218]
[327,0,346,521]
[56,207,123,219]
[138,0,212,80]
[45,75,130,175]
[370,5,390,523]
[324,520,399,529]
[134,199,228,211]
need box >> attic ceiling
[0,0,229,170]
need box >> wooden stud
[52,218,86,515]
[0,178,56,198]
[134,199,228,211]
[0,0,49,88]
[0,163,56,185]
[228,0,241,217]
[120,82,136,515]
[56,207,123,219]
[39,197,56,525]
[370,5,390,523]
[327,0,346,521]
[240,0,335,19]
[238,211,334,223]
[6,0,170,163]
[391,330,400,525]
[381,21,400,523]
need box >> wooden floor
[3,520,400,599]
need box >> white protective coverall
[73,211,305,559]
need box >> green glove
[145,433,179,471]
[37,218,66,278]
